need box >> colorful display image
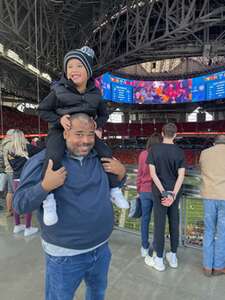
[133,79,192,104]
[95,71,225,104]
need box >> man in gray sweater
[13,113,126,300]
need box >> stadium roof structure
[1,0,225,116]
[1,0,225,79]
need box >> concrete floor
[0,210,224,300]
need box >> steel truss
[1,0,225,79]
[0,0,65,75]
[83,0,225,75]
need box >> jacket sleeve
[38,91,60,126]
[96,100,109,129]
[13,153,48,214]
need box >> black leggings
[152,185,181,258]
[42,126,119,188]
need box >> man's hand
[161,194,174,207]
[101,157,126,181]
[41,160,67,192]
[60,114,71,130]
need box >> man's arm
[149,164,165,193]
[13,157,67,214]
[172,167,185,198]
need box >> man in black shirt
[145,123,185,271]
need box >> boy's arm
[96,101,109,129]
[149,164,165,193]
[172,167,185,198]
[38,91,60,125]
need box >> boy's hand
[60,114,71,130]
[41,160,67,192]
[161,194,174,207]
[95,128,102,139]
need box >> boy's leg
[95,136,129,208]
[84,243,112,300]
[167,197,180,254]
[42,127,65,225]
[42,127,65,176]
[151,187,167,258]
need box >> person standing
[13,113,126,300]
[7,129,40,236]
[200,134,225,276]
[2,129,15,217]
[136,133,162,257]
[145,123,185,271]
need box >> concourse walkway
[0,211,224,300]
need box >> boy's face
[66,58,88,88]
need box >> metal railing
[114,170,204,248]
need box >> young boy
[39,46,129,226]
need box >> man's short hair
[162,123,177,138]
[214,135,225,144]
[70,113,92,123]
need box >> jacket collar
[58,73,97,94]
[65,148,98,160]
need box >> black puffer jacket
[38,75,109,129]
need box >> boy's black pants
[42,126,119,188]
[152,185,181,258]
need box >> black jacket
[38,74,109,129]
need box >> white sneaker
[110,187,129,209]
[13,224,25,234]
[24,227,38,237]
[145,255,166,272]
[166,252,178,268]
[43,193,58,226]
[141,247,149,257]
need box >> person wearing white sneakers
[145,123,185,271]
[13,113,126,300]
[7,129,40,237]
[39,46,128,227]
[136,133,162,257]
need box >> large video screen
[95,70,225,104]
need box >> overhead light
[41,73,52,82]
[0,43,4,54]
[27,64,40,75]
[6,49,24,65]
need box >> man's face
[64,118,95,156]
[66,58,88,87]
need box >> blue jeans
[45,242,112,300]
[140,192,153,249]
[203,199,225,270]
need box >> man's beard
[67,142,93,156]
